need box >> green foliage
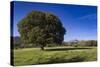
[17,11,66,50]
[85,40,97,46]
[64,40,97,47]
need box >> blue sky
[12,1,97,41]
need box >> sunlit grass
[13,46,97,66]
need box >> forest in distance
[12,36,97,49]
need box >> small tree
[71,40,79,47]
[17,11,66,50]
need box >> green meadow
[13,46,97,66]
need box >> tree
[17,11,66,50]
[86,40,97,46]
[70,40,79,47]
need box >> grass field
[13,46,97,66]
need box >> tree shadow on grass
[45,47,92,51]
[38,56,85,64]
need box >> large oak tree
[17,11,66,50]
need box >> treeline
[12,36,97,49]
[63,40,97,47]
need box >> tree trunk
[41,46,44,50]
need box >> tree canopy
[17,11,66,50]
